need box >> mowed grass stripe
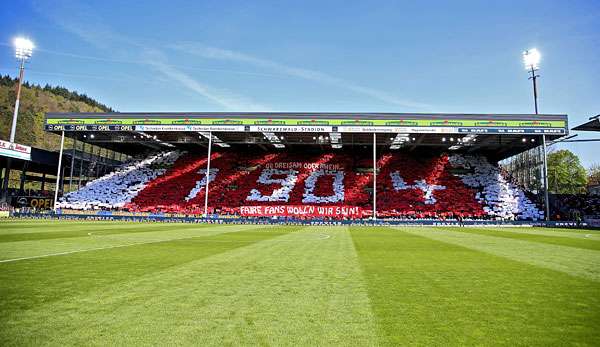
[0,225,295,317]
[352,227,600,346]
[404,227,600,282]
[1,226,380,346]
[0,220,162,234]
[479,227,600,241]
[0,222,275,261]
[450,227,600,251]
[0,222,217,243]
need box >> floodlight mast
[523,48,549,221]
[2,37,34,202]
[10,37,34,143]
[523,49,540,114]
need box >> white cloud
[142,49,270,111]
[170,43,431,109]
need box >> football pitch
[1,220,599,346]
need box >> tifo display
[57,151,543,220]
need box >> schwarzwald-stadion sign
[45,114,568,135]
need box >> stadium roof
[45,112,569,161]
[572,114,600,132]
[0,145,118,178]
[45,111,569,124]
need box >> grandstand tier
[58,150,543,220]
[47,112,567,220]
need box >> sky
[0,0,598,167]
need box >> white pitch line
[0,237,196,264]
[0,230,247,264]
[0,231,331,264]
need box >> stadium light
[523,48,540,71]
[329,132,342,148]
[390,133,410,149]
[263,132,284,148]
[198,132,230,148]
[15,37,34,60]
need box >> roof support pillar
[203,131,213,218]
[78,142,85,189]
[373,133,377,221]
[69,138,77,192]
[53,131,65,211]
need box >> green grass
[0,220,599,346]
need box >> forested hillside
[0,75,113,151]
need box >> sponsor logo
[0,140,31,153]
[171,118,204,125]
[385,120,419,126]
[13,196,53,209]
[474,121,508,127]
[213,119,243,125]
[297,120,330,125]
[340,120,374,125]
[132,119,161,125]
[59,118,85,125]
[430,120,464,126]
[519,121,553,127]
[94,119,123,124]
[0,140,31,160]
[254,119,286,125]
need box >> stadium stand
[58,150,543,220]
[57,151,181,210]
[449,155,543,220]
[551,194,600,220]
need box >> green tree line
[0,75,114,151]
[0,75,113,113]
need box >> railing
[9,210,594,227]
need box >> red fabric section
[125,151,485,219]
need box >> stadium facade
[41,112,568,222]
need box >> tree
[588,164,600,186]
[547,149,588,194]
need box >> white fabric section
[246,169,299,202]
[448,154,543,220]
[390,172,410,190]
[185,168,219,201]
[57,151,182,210]
[302,170,345,204]
[390,172,446,204]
